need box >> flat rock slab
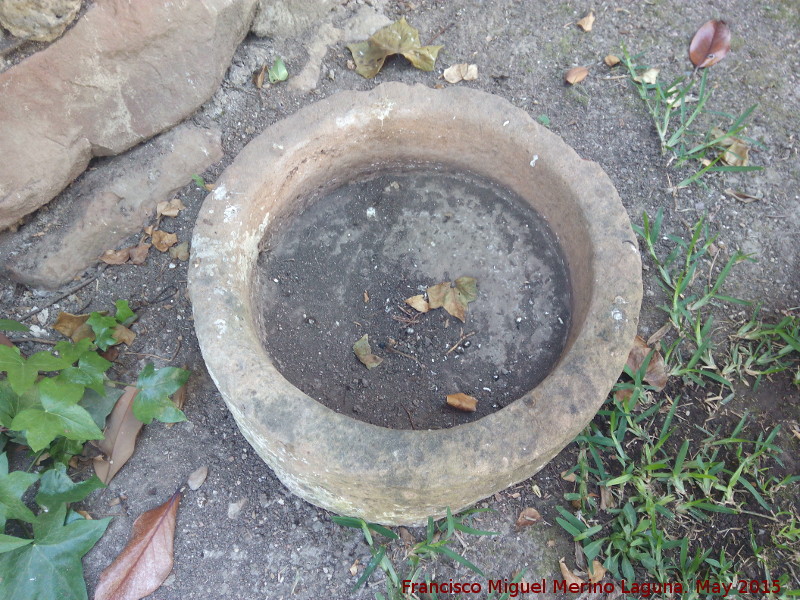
[1,124,222,290]
[0,0,256,231]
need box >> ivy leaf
[87,313,118,351]
[53,338,93,366]
[79,385,124,430]
[11,385,103,452]
[0,504,110,600]
[0,452,39,529]
[0,382,38,429]
[347,17,443,78]
[57,352,111,395]
[0,534,32,553]
[134,364,189,424]
[114,299,136,326]
[35,464,105,511]
[27,350,72,372]
[40,378,84,406]
[0,319,28,333]
[0,346,35,395]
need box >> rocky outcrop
[0,0,81,42]
[0,0,257,231]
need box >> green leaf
[47,438,87,465]
[79,385,123,430]
[192,174,207,188]
[53,338,93,365]
[0,534,32,554]
[11,389,104,452]
[0,346,35,395]
[0,319,28,333]
[0,509,111,600]
[57,352,111,395]
[0,453,39,529]
[114,299,136,326]
[268,57,289,83]
[40,378,84,407]
[347,17,443,78]
[86,313,118,351]
[35,464,106,511]
[27,351,71,372]
[134,363,189,424]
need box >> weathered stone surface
[2,124,222,290]
[0,0,257,231]
[188,83,642,524]
[0,0,81,42]
[250,0,339,39]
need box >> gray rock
[1,124,222,289]
[0,0,81,42]
[0,0,257,231]
[251,0,340,39]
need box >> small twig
[445,330,476,355]
[387,346,425,369]
[8,337,58,345]
[169,336,183,361]
[18,264,109,321]
[427,22,454,45]
[403,406,416,430]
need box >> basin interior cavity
[256,168,572,430]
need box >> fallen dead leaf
[253,64,267,89]
[689,20,731,69]
[532,484,542,498]
[347,17,443,78]
[129,243,151,265]
[576,11,595,32]
[0,332,12,348]
[564,66,589,85]
[427,276,477,322]
[589,559,607,583]
[561,470,577,483]
[724,188,762,203]
[599,485,616,511]
[515,507,542,528]
[720,138,750,167]
[559,557,586,586]
[151,230,178,252]
[112,324,136,346]
[143,225,155,236]
[647,322,672,346]
[156,198,186,218]
[101,248,130,265]
[405,294,430,313]
[349,559,359,576]
[446,392,477,412]
[94,386,144,485]
[168,241,190,261]
[363,290,370,303]
[187,465,208,491]
[94,490,182,600]
[633,67,659,85]
[399,527,415,546]
[353,334,383,369]
[613,387,635,405]
[626,335,668,391]
[53,311,92,340]
[443,63,478,83]
[604,54,620,67]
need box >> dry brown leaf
[723,188,762,203]
[647,322,672,346]
[0,332,12,348]
[94,386,144,485]
[626,335,668,391]
[94,490,182,600]
[143,225,155,236]
[589,559,606,583]
[349,559,359,576]
[564,66,589,85]
[559,557,586,586]
[187,465,208,491]
[353,334,383,369]
[157,198,186,218]
[253,65,267,89]
[576,11,595,32]
[599,485,616,511]
[168,241,190,261]
[151,230,178,252]
[53,312,91,340]
[721,139,750,167]
[101,248,130,265]
[427,277,477,322]
[633,67,659,85]
[363,290,370,303]
[112,324,136,346]
[561,470,577,483]
[689,20,731,68]
[405,294,430,313]
[443,63,478,83]
[128,243,151,265]
[399,527,415,546]
[613,387,635,405]
[446,392,477,412]
[515,507,542,528]
[347,17,443,78]
[604,54,620,67]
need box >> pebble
[228,498,247,519]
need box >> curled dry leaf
[156,198,186,218]
[168,241,190,261]
[129,243,151,265]
[576,11,595,32]
[720,139,750,167]
[689,20,731,69]
[599,485,616,511]
[613,387,635,405]
[560,470,577,483]
[633,68,659,85]
[647,322,672,346]
[347,17,443,78]
[604,54,620,67]
[564,66,589,85]
[253,64,267,89]
[353,334,383,369]
[94,491,182,600]
[151,230,178,252]
[559,557,586,586]
[589,559,607,583]
[626,335,668,391]
[187,465,208,491]
[349,559,359,577]
[93,386,144,485]
[53,311,92,341]
[515,507,542,528]
[446,392,477,412]
[101,248,130,265]
[443,63,478,83]
[427,276,478,323]
[112,324,136,346]
[405,294,430,313]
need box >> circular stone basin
[188,82,642,525]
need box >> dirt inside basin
[256,168,572,430]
